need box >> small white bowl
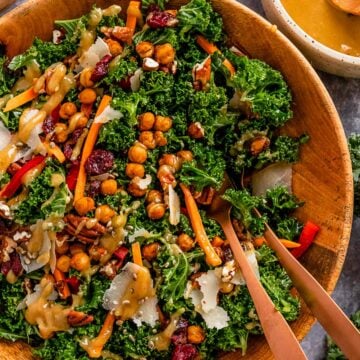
[261,0,360,78]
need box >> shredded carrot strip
[81,312,115,358]
[132,242,143,267]
[280,239,301,249]
[196,35,236,76]
[253,236,267,248]
[126,1,141,44]
[53,268,70,299]
[74,95,112,203]
[3,87,38,112]
[180,183,222,267]
[43,141,66,163]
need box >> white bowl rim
[269,0,360,66]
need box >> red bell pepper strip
[291,221,320,258]
[66,164,80,191]
[0,155,46,198]
[113,246,129,270]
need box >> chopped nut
[112,26,133,43]
[188,122,205,139]
[142,57,160,71]
[67,310,94,327]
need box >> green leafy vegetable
[55,15,88,43]
[0,109,22,131]
[134,28,179,50]
[0,56,15,96]
[349,133,360,217]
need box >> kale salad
[0,1,319,359]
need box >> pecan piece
[64,214,106,243]
[112,26,133,43]
[193,187,215,205]
[67,310,94,327]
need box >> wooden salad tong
[207,179,307,360]
[208,175,360,359]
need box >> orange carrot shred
[53,268,70,299]
[180,183,222,267]
[126,1,141,44]
[280,239,302,249]
[74,95,112,202]
[132,242,143,267]
[3,87,38,112]
[254,237,267,248]
[196,35,236,76]
[43,141,66,163]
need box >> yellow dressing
[281,0,360,56]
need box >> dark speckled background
[1,0,359,358]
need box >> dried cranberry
[87,180,101,198]
[65,276,81,294]
[1,259,11,276]
[63,143,73,160]
[1,252,23,277]
[42,105,60,135]
[90,54,113,83]
[113,246,129,270]
[171,344,198,360]
[119,76,131,90]
[66,164,80,191]
[85,149,114,175]
[71,128,84,143]
[171,319,189,345]
[146,10,178,28]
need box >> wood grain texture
[0,0,353,359]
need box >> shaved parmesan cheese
[132,296,159,327]
[252,162,293,196]
[0,120,11,150]
[168,185,180,225]
[189,289,229,329]
[134,174,152,190]
[197,269,221,312]
[128,228,155,243]
[103,262,140,311]
[130,68,143,92]
[17,282,58,310]
[94,105,123,124]
[79,37,111,69]
[246,250,260,280]
[26,122,46,154]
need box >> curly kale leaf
[0,109,22,131]
[275,217,303,241]
[98,118,136,154]
[222,189,267,237]
[40,182,70,221]
[102,57,138,88]
[326,310,360,359]
[156,246,204,313]
[13,159,65,224]
[257,245,300,320]
[188,83,235,145]
[177,0,223,42]
[349,134,360,217]
[226,51,292,127]
[134,28,179,50]
[9,38,76,71]
[0,56,15,96]
[142,0,170,10]
[55,14,88,43]
[179,143,226,191]
[0,275,37,343]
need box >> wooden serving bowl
[0,0,353,359]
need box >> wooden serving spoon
[207,179,307,360]
[327,0,360,15]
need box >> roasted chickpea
[136,41,154,58]
[139,131,156,149]
[219,282,235,294]
[154,43,175,65]
[78,88,97,104]
[249,136,270,156]
[74,197,95,216]
[105,38,123,56]
[157,164,176,186]
[188,122,205,139]
[56,241,69,255]
[146,202,166,220]
[127,182,147,197]
[177,233,194,252]
[69,243,86,256]
[80,68,95,88]
[159,154,182,171]
[128,143,148,163]
[154,115,172,132]
[70,252,91,272]
[56,255,71,273]
[176,150,193,162]
[154,131,167,147]
[142,242,160,261]
[211,236,225,248]
[54,123,69,143]
[138,112,155,131]
[59,102,77,119]
[187,325,205,344]
[100,179,118,195]
[95,205,116,224]
[89,244,106,262]
[75,115,89,129]
[146,189,163,204]
[125,163,145,179]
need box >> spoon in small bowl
[327,0,360,15]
